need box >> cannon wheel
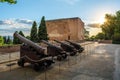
[62,53,67,59]
[33,63,40,71]
[17,58,25,67]
[70,52,76,56]
[45,60,52,67]
[57,55,62,61]
[79,50,83,53]
[78,48,84,53]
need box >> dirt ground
[0,43,119,80]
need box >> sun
[98,17,106,24]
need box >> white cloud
[57,0,80,5]
[87,23,100,28]
[3,20,14,25]
[0,19,33,29]
[0,19,14,25]
[0,19,33,36]
[15,19,33,24]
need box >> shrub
[0,36,4,46]
[112,33,120,44]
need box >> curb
[114,48,120,80]
[0,59,18,64]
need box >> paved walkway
[114,48,120,80]
[71,43,120,80]
[0,43,119,80]
[0,52,20,63]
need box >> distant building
[46,17,85,41]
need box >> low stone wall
[0,45,20,54]
[98,40,112,44]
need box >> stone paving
[0,52,20,63]
[114,48,120,80]
[0,42,119,80]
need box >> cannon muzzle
[14,32,44,54]
[41,40,63,51]
[54,40,62,44]
[65,40,84,53]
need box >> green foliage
[112,33,120,44]
[18,31,25,44]
[89,36,95,41]
[84,29,89,40]
[0,36,4,46]
[6,36,12,44]
[19,31,25,37]
[95,33,105,40]
[30,21,38,42]
[3,36,12,44]
[38,16,49,41]
[13,31,19,44]
[101,14,115,39]
[26,36,30,40]
[3,36,7,44]
[0,0,17,4]
[101,10,120,41]
[13,31,25,44]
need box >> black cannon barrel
[65,40,72,43]
[41,40,63,51]
[41,40,53,46]
[65,40,79,45]
[14,32,44,54]
[65,40,81,47]
[65,40,84,53]
[54,40,74,48]
[54,40,62,44]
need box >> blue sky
[0,0,120,36]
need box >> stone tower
[46,17,84,41]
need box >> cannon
[54,40,77,56]
[14,32,54,71]
[41,40,67,61]
[65,40,84,53]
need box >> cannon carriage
[54,40,77,56]
[14,32,54,71]
[65,40,84,53]
[41,40,67,61]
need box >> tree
[0,0,17,4]
[3,36,7,44]
[38,16,49,42]
[30,21,38,42]
[84,29,89,40]
[101,10,120,43]
[26,36,30,40]
[114,11,120,33]
[95,32,105,40]
[13,31,19,44]
[101,10,120,40]
[101,14,116,39]
[19,31,25,37]
[6,36,12,44]
[0,36,4,46]
[112,33,120,44]
[89,36,95,41]
[18,31,25,44]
